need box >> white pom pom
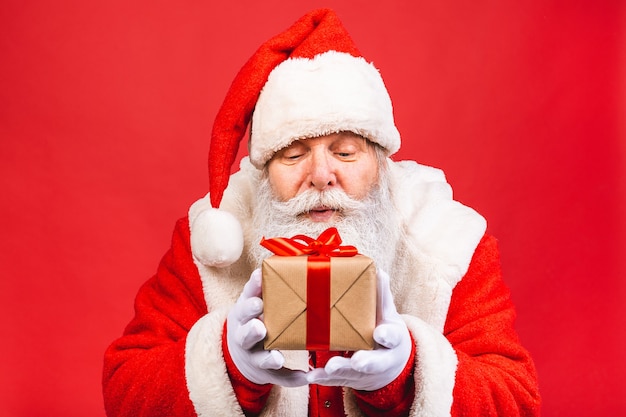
[190,208,243,268]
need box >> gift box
[260,228,376,351]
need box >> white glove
[226,269,309,387]
[306,269,412,391]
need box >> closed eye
[334,151,358,161]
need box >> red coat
[103,217,540,417]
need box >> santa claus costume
[103,8,540,417]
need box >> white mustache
[270,188,366,217]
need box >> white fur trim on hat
[250,51,400,168]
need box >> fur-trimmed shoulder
[389,160,487,287]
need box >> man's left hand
[306,269,412,391]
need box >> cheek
[267,167,301,201]
[346,162,379,198]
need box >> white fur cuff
[185,308,244,416]
[404,315,458,417]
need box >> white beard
[248,170,403,274]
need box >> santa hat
[191,8,401,267]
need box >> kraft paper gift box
[261,253,376,351]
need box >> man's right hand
[226,268,309,387]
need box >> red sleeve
[222,323,273,417]
[445,235,541,417]
[103,217,208,417]
[351,338,416,417]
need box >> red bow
[260,227,358,257]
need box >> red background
[1,1,624,416]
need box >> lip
[307,206,337,222]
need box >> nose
[308,148,336,191]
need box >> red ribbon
[259,227,358,257]
[260,228,358,350]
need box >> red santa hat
[192,8,401,267]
